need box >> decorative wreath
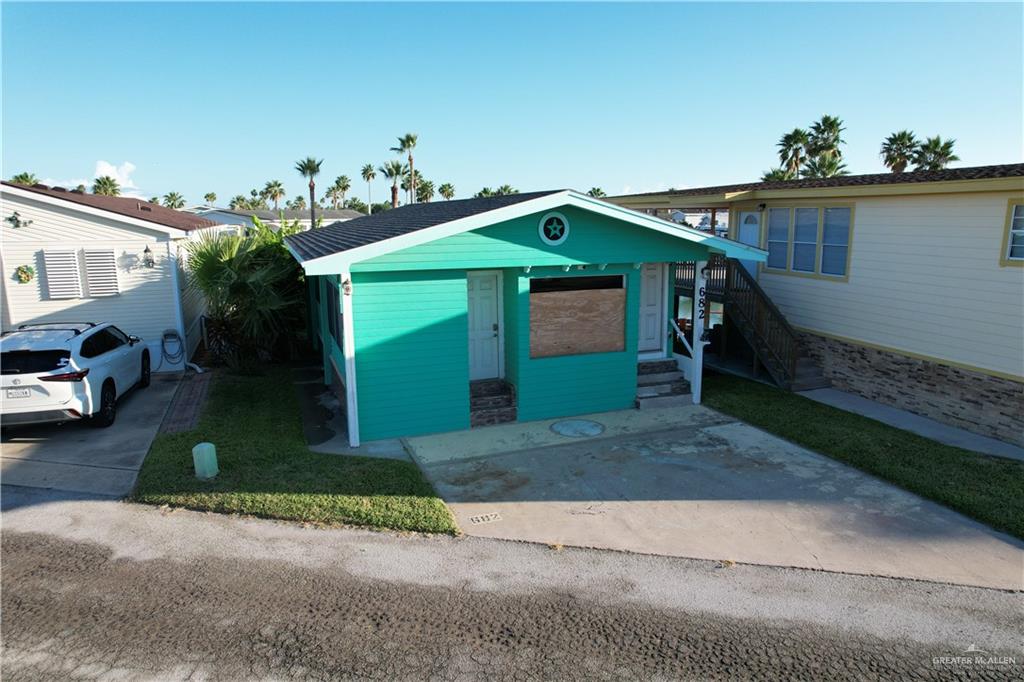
[15,265,35,283]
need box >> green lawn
[133,367,457,534]
[702,373,1024,540]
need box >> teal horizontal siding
[509,264,641,422]
[352,270,469,441]
[352,205,709,272]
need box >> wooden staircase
[677,256,829,392]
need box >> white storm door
[467,271,501,380]
[638,263,665,353]
[737,211,762,276]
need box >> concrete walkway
[799,387,1024,461]
[407,406,1024,590]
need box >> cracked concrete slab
[409,408,1024,590]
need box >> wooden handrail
[673,256,801,385]
[722,259,800,382]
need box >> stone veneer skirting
[799,332,1024,447]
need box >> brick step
[636,380,690,398]
[637,371,685,387]
[635,393,692,409]
[637,359,678,375]
[470,393,513,410]
[470,379,514,398]
[470,405,518,428]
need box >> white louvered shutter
[84,250,120,296]
[43,250,83,299]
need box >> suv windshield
[1,350,72,375]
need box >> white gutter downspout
[340,271,360,447]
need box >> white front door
[467,271,501,380]
[638,263,665,353]
[737,211,761,276]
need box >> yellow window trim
[999,197,1024,267]
[795,326,1024,384]
[730,202,854,282]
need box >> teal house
[285,190,765,446]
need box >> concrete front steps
[636,359,691,409]
[470,379,517,427]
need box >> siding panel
[758,193,1024,378]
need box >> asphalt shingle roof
[285,190,564,261]
[616,163,1024,199]
[2,182,218,231]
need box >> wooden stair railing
[720,258,800,387]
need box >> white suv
[0,322,150,428]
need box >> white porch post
[690,260,708,404]
[340,271,361,447]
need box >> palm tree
[337,175,351,204]
[263,180,285,210]
[777,128,811,178]
[287,195,307,211]
[495,184,518,196]
[229,195,248,210]
[586,188,606,197]
[880,131,919,173]
[475,187,495,198]
[390,133,418,203]
[148,196,161,204]
[401,167,420,204]
[248,189,268,210]
[417,179,435,203]
[361,164,376,214]
[379,160,405,208]
[163,191,185,209]
[438,183,455,200]
[913,136,959,171]
[294,157,323,227]
[204,192,217,205]
[74,184,86,193]
[802,155,849,179]
[9,172,38,186]
[808,115,845,160]
[761,168,793,182]
[92,175,120,196]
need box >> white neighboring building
[192,207,364,232]
[1,182,224,369]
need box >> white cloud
[43,160,145,198]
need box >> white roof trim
[2,184,191,238]
[297,190,767,275]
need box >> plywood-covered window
[42,250,83,299]
[83,249,120,296]
[529,275,625,358]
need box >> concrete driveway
[1,373,179,498]
[407,406,1024,590]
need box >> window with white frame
[83,249,120,296]
[763,205,852,277]
[1007,203,1024,261]
[42,250,83,299]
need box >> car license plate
[5,388,30,399]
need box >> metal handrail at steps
[674,255,801,388]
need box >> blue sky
[3,2,1022,203]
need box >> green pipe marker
[192,442,219,480]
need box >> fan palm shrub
[184,218,305,369]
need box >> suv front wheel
[91,382,117,428]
